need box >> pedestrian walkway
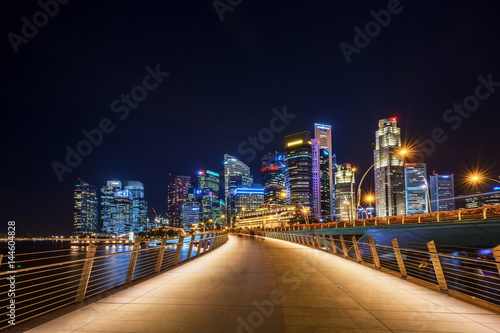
[24,235,500,332]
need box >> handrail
[0,232,229,330]
[254,229,500,313]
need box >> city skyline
[3,1,500,235]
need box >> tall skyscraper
[284,131,313,208]
[314,123,334,217]
[197,170,220,221]
[100,181,122,234]
[262,151,286,204]
[111,189,133,234]
[124,181,147,232]
[334,164,356,222]
[404,163,429,214]
[311,139,321,218]
[167,174,191,228]
[319,149,332,221]
[74,179,99,234]
[429,173,455,212]
[374,118,406,217]
[223,154,253,200]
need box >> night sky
[2,1,500,235]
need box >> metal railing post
[315,232,322,249]
[186,236,195,260]
[352,236,362,262]
[392,238,407,279]
[304,233,311,246]
[427,240,449,294]
[329,235,337,254]
[126,240,141,284]
[203,233,210,253]
[493,245,500,276]
[196,234,205,256]
[155,238,167,273]
[367,236,381,269]
[75,244,97,302]
[339,235,348,257]
[310,234,316,248]
[322,234,328,251]
[174,235,185,265]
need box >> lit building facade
[319,149,332,221]
[404,163,429,215]
[182,201,203,228]
[311,139,321,218]
[429,173,455,212]
[334,164,356,222]
[223,154,253,200]
[262,151,286,204]
[197,170,221,221]
[124,181,147,232]
[314,123,334,219]
[100,181,122,234]
[110,189,134,234]
[167,174,191,228]
[374,118,405,217]
[74,179,99,235]
[284,131,313,208]
[233,187,265,215]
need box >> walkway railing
[267,205,500,231]
[256,230,500,312]
[0,232,228,330]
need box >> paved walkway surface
[25,235,500,333]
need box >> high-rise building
[223,154,253,200]
[285,131,313,208]
[100,181,122,234]
[74,179,99,235]
[429,173,455,212]
[404,163,429,215]
[233,187,265,214]
[111,189,133,234]
[319,149,332,221]
[374,118,406,217]
[197,170,220,221]
[124,181,147,232]
[182,202,203,228]
[262,151,286,204]
[314,124,334,218]
[167,174,191,228]
[334,164,356,222]
[311,139,321,218]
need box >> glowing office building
[334,164,356,222]
[374,118,406,217]
[314,123,334,218]
[262,151,286,204]
[233,187,265,214]
[167,174,191,228]
[284,131,313,208]
[404,163,429,214]
[100,181,122,234]
[73,179,99,235]
[429,173,455,212]
[110,189,134,234]
[182,201,203,228]
[124,181,147,232]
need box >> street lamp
[468,173,500,185]
[356,148,408,218]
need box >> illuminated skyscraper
[314,123,334,217]
[73,179,98,234]
[429,173,455,211]
[311,139,321,218]
[285,131,313,208]
[334,164,356,222]
[197,170,220,221]
[111,189,134,234]
[100,181,122,234]
[233,188,265,213]
[319,149,332,221]
[167,174,191,228]
[262,151,286,204]
[374,118,405,217]
[124,181,147,232]
[404,163,429,214]
[182,202,203,228]
[223,154,253,200]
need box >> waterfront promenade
[18,235,500,332]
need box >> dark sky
[2,1,500,235]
